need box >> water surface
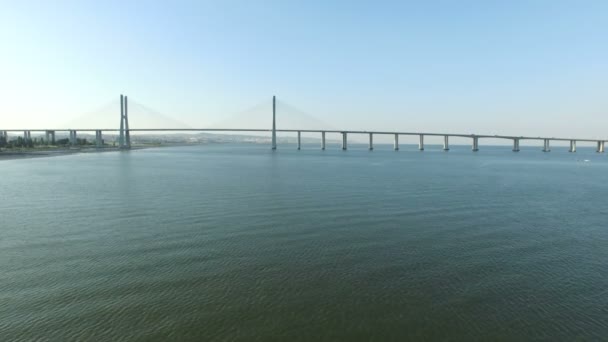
[1,144,607,340]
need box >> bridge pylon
[119,94,131,149]
[272,95,277,150]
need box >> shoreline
[0,145,158,161]
[0,142,249,161]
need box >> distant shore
[0,145,158,161]
[0,142,258,161]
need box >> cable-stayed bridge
[0,95,606,153]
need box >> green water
[1,144,607,341]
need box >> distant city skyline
[1,1,607,139]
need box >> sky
[1,0,607,140]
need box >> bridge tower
[119,94,131,149]
[272,95,277,150]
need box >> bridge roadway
[0,128,604,142]
[0,128,606,152]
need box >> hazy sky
[1,0,607,138]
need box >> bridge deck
[0,128,604,143]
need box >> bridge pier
[321,131,325,150]
[23,130,31,143]
[70,130,77,146]
[119,95,131,149]
[297,131,301,150]
[472,137,479,152]
[272,96,277,150]
[597,141,605,153]
[125,96,131,148]
[96,130,103,148]
[0,130,6,142]
[44,130,56,145]
[569,140,576,152]
[119,95,124,147]
[443,136,449,151]
[513,138,520,152]
[342,132,347,150]
[394,134,399,151]
[542,139,550,152]
[419,135,424,151]
[369,133,373,150]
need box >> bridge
[0,95,605,153]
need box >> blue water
[1,144,607,341]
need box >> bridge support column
[96,130,103,148]
[394,134,399,151]
[321,131,325,150]
[297,131,301,150]
[119,95,124,147]
[443,136,449,151]
[0,131,6,143]
[271,95,277,150]
[70,130,77,146]
[125,97,131,148]
[472,137,479,152]
[542,139,550,152]
[342,132,347,150]
[419,135,424,151]
[569,140,576,152]
[119,94,131,149]
[597,141,605,153]
[23,130,31,143]
[50,131,55,145]
[513,139,520,152]
[368,133,373,150]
